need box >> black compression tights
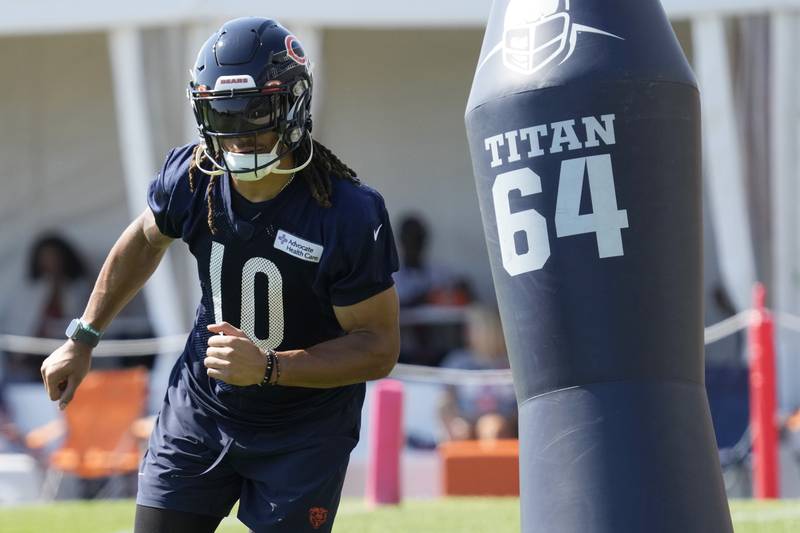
[134,505,227,533]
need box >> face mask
[222,140,282,181]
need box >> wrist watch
[65,318,103,348]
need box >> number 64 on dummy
[491,152,629,277]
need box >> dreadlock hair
[187,138,359,235]
[188,143,221,235]
[295,137,360,208]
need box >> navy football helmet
[188,18,313,178]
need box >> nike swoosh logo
[373,224,383,241]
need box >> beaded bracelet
[258,349,276,387]
[272,351,281,386]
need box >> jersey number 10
[209,242,285,351]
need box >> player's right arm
[40,208,173,410]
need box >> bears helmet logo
[308,507,328,529]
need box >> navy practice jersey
[147,143,399,429]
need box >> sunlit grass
[0,498,798,532]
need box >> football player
[40,17,400,533]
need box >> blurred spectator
[0,397,25,453]
[1,233,91,382]
[439,305,517,441]
[712,283,745,364]
[780,409,800,499]
[393,214,473,307]
[704,283,749,448]
[394,214,474,365]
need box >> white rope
[398,305,467,327]
[0,334,186,357]
[0,312,761,358]
[389,363,514,385]
[0,310,782,388]
[703,310,755,345]
[776,311,800,334]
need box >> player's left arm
[280,285,400,387]
[205,285,399,388]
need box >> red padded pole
[366,379,404,506]
[748,283,779,499]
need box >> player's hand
[40,340,92,410]
[206,322,267,386]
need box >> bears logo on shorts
[309,507,328,529]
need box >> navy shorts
[137,380,360,532]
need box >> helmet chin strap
[195,144,226,176]
[271,134,314,175]
[196,133,314,181]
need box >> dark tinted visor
[198,94,287,134]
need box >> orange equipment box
[439,439,520,496]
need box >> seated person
[439,305,517,441]
[0,397,25,453]
[393,214,472,307]
[394,215,473,365]
[1,233,90,382]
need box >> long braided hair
[187,138,360,234]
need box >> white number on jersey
[210,242,285,350]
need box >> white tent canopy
[1,0,800,34]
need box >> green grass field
[0,498,798,532]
